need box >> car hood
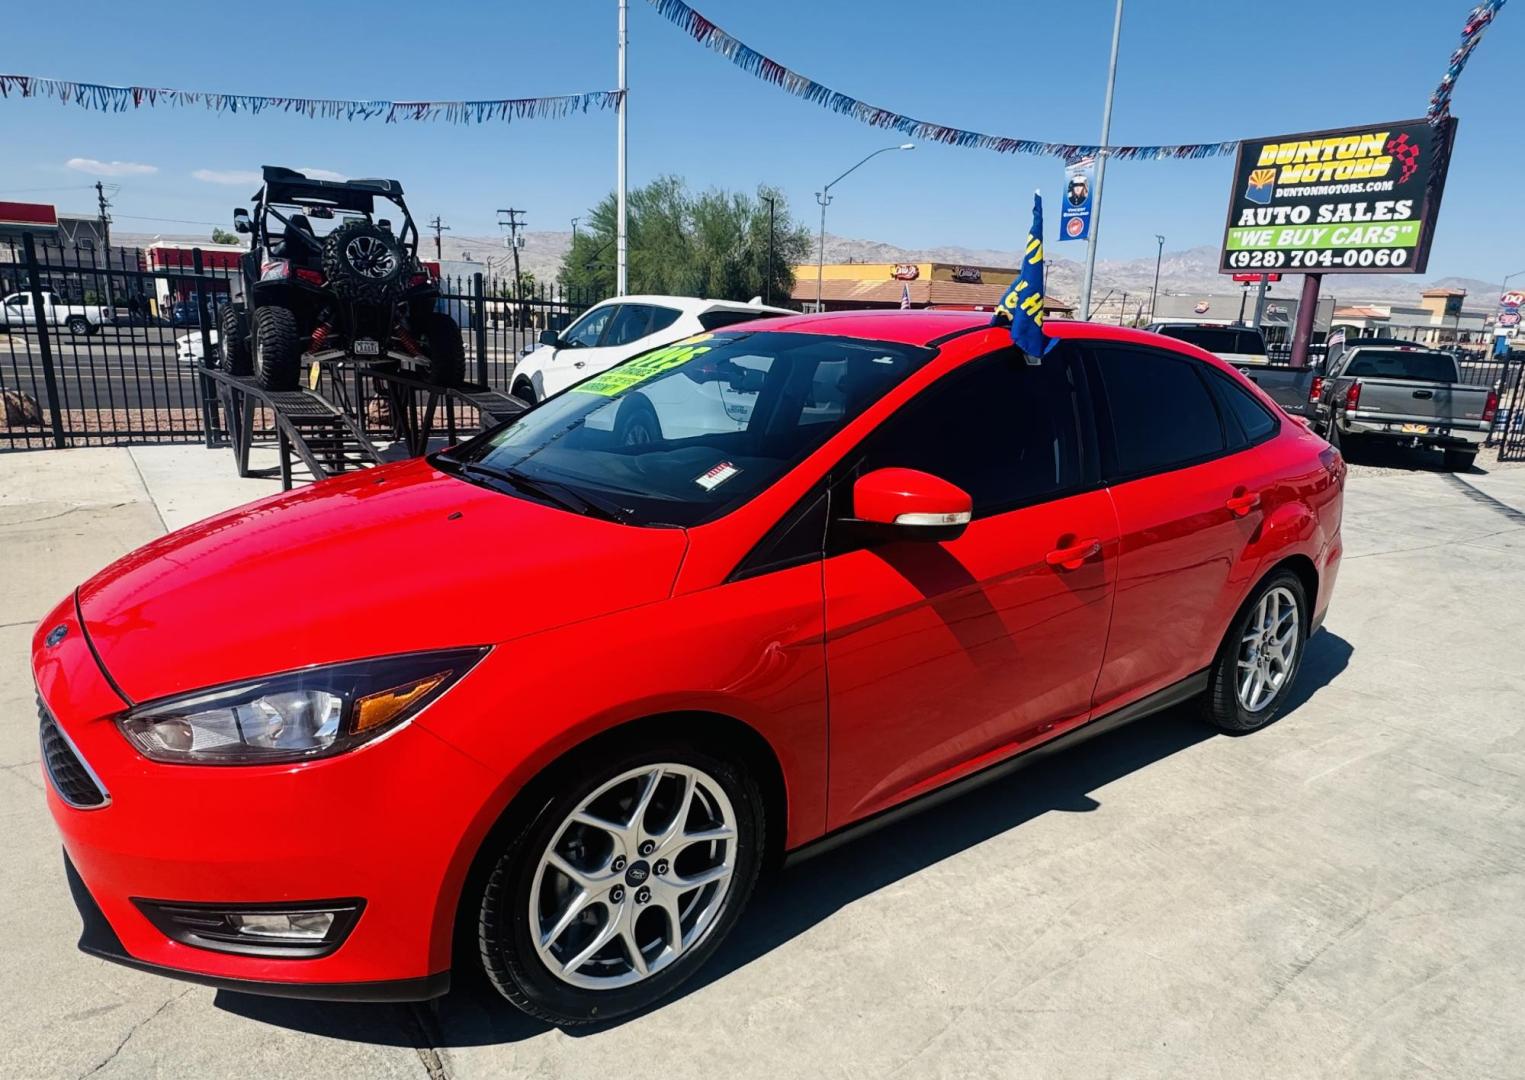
[76,458,689,703]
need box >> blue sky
[1,0,1518,283]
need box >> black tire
[253,304,302,392]
[66,316,89,335]
[416,311,466,389]
[476,737,766,1026]
[612,393,661,447]
[217,305,252,375]
[321,220,407,304]
[1443,448,1477,472]
[1201,569,1309,734]
[511,377,537,405]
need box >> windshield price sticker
[1219,118,1455,276]
[695,461,740,491]
[573,335,715,397]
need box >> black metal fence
[0,233,595,450]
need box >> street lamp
[815,143,915,311]
[1149,234,1164,323]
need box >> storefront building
[790,261,1074,317]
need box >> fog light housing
[133,898,364,958]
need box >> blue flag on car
[992,193,1055,358]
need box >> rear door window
[1089,346,1227,480]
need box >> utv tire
[475,736,766,1026]
[417,311,466,389]
[1443,448,1477,472]
[322,220,407,304]
[217,304,252,375]
[253,304,302,392]
[1201,569,1308,734]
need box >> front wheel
[66,316,89,335]
[476,741,766,1025]
[1201,570,1308,733]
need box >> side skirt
[783,669,1209,868]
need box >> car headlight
[117,648,488,765]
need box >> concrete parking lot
[2,444,1522,1079]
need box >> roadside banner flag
[992,193,1055,358]
[1059,156,1094,241]
[900,283,912,309]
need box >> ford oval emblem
[45,624,68,648]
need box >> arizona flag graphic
[1246,168,1276,205]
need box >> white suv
[511,295,795,402]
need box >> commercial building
[790,261,1073,316]
[1149,289,1335,344]
[1331,288,1492,350]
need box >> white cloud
[297,166,349,182]
[192,168,261,186]
[66,157,158,177]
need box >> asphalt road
[1,446,1523,1078]
[0,326,524,413]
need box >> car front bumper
[33,595,502,1001]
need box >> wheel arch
[441,708,788,974]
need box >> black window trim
[1203,367,1282,452]
[1081,342,1239,486]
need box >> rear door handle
[1226,490,1262,516]
[573,360,586,369]
[1412,389,1433,399]
[1045,538,1101,571]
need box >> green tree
[211,227,240,246]
[559,178,809,305]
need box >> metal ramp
[201,366,385,490]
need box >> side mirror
[851,467,971,541]
[232,209,252,234]
[538,329,560,348]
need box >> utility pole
[616,0,629,295]
[95,181,115,309]
[760,193,776,305]
[429,216,450,261]
[1078,0,1125,321]
[499,208,527,330]
[1149,234,1164,323]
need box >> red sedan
[34,311,1344,1024]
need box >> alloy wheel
[344,235,399,279]
[529,763,737,990]
[1237,585,1299,712]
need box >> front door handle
[1046,538,1101,571]
[1226,490,1262,517]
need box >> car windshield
[1156,326,1266,356]
[440,330,933,527]
[1342,350,1456,382]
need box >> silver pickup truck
[1311,344,1496,470]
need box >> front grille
[38,700,109,809]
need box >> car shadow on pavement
[216,629,1353,1047]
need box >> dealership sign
[1220,117,1456,276]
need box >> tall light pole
[1078,0,1124,321]
[616,0,629,295]
[815,143,915,311]
[1149,233,1164,323]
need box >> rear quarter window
[698,309,790,331]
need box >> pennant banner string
[1428,0,1507,120]
[0,73,623,125]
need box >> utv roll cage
[238,166,420,261]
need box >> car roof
[725,309,1219,351]
[589,294,797,317]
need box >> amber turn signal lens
[352,672,449,733]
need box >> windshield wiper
[455,462,631,524]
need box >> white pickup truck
[0,290,112,335]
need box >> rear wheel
[1443,448,1477,472]
[416,311,466,389]
[217,305,251,375]
[476,740,765,1025]
[253,304,302,392]
[66,316,89,336]
[1201,570,1308,733]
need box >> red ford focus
[34,311,1344,1024]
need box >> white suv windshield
[439,331,933,526]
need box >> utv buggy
[219,166,464,391]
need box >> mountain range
[117,231,1499,310]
